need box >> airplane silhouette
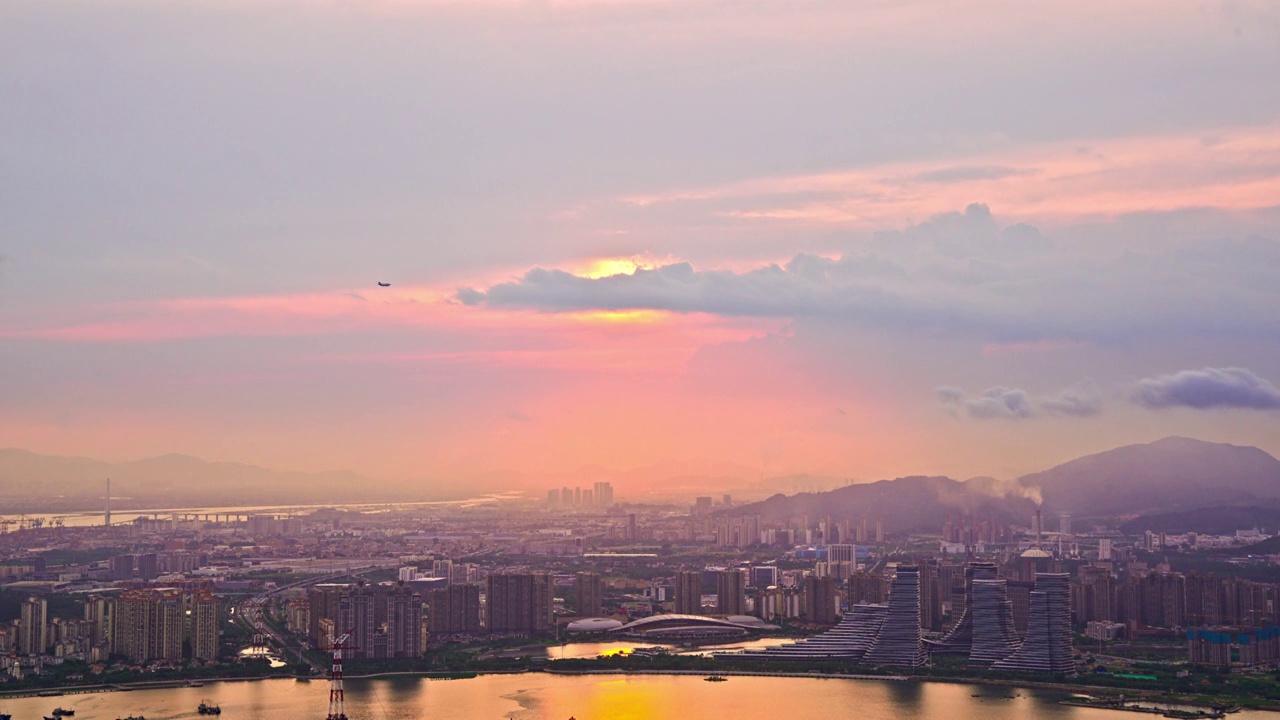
[377,282,390,287]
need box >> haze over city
[10,3,1280,719]
[3,0,1279,495]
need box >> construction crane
[327,630,355,720]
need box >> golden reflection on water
[580,677,662,720]
[3,674,1276,720]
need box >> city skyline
[2,1,1279,492]
[5,2,1280,715]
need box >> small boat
[704,675,728,682]
[116,716,147,720]
[53,709,75,717]
[198,701,222,715]
[187,681,205,687]
[1,712,11,720]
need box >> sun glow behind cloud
[4,0,1280,486]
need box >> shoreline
[5,667,1275,714]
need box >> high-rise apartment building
[309,583,422,660]
[307,583,350,647]
[191,590,220,661]
[19,596,48,656]
[386,585,423,658]
[919,561,942,632]
[109,554,135,581]
[83,594,114,652]
[848,571,888,605]
[716,570,746,616]
[113,588,185,662]
[285,598,310,636]
[1098,538,1113,561]
[486,572,554,634]
[1073,565,1115,623]
[451,563,480,585]
[934,562,998,655]
[593,481,614,506]
[575,572,603,617]
[429,584,482,634]
[1007,580,1034,635]
[340,583,424,660]
[674,570,703,615]
[135,553,159,581]
[804,575,838,625]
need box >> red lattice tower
[327,630,355,720]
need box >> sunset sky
[2,0,1279,491]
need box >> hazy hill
[0,449,391,509]
[1020,437,1280,517]
[727,437,1280,530]
[726,475,1037,534]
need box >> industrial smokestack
[1035,508,1042,548]
[105,478,111,527]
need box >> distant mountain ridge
[728,437,1280,530]
[723,475,1038,534]
[5,436,1278,521]
[0,448,390,509]
[1020,436,1280,516]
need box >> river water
[1,494,525,529]
[1,674,1271,720]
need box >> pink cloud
[625,125,1280,227]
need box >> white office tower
[725,604,887,662]
[933,562,998,655]
[993,573,1074,674]
[863,565,928,667]
[968,579,1021,664]
[827,544,855,564]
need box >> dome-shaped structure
[566,618,625,633]
[1019,547,1052,559]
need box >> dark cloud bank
[939,367,1280,420]
[936,381,1103,420]
[1133,367,1280,410]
